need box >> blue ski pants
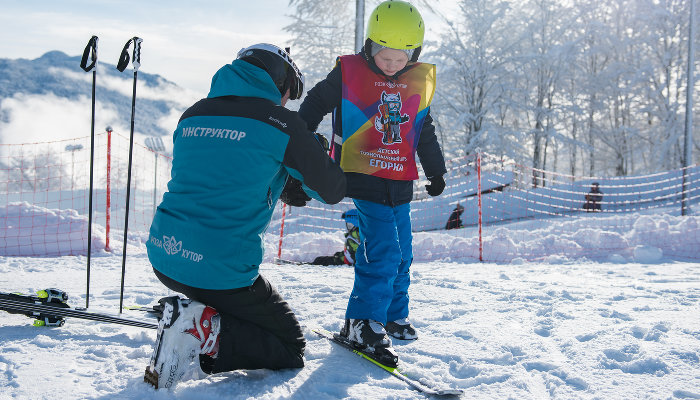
[345,199,413,323]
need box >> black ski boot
[339,319,398,366]
[386,317,418,340]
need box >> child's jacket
[299,52,446,206]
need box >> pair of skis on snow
[0,290,463,396]
[0,290,159,329]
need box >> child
[583,182,603,212]
[298,0,446,357]
[312,209,361,266]
[445,203,465,230]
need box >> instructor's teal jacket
[147,60,345,289]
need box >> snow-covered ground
[1,241,699,399]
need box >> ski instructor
[144,43,346,390]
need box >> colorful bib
[339,54,436,180]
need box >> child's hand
[425,176,445,196]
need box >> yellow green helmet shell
[366,0,425,50]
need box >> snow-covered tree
[283,0,698,177]
[635,0,694,171]
[429,0,520,161]
[284,0,356,87]
[513,0,577,185]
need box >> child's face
[373,48,409,76]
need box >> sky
[0,0,295,94]
[0,0,453,96]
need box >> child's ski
[312,327,463,397]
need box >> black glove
[425,176,445,197]
[280,177,311,207]
[314,132,330,152]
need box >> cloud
[0,93,125,145]
[48,67,199,105]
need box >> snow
[1,205,699,399]
[278,206,700,264]
[0,202,107,257]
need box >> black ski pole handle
[116,36,143,72]
[132,37,142,71]
[80,35,98,72]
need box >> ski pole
[79,35,98,309]
[116,37,142,313]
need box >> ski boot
[386,317,418,340]
[144,296,220,390]
[339,319,399,367]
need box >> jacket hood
[207,59,282,104]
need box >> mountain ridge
[0,51,189,137]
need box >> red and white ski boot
[144,296,220,390]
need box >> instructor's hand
[280,177,312,207]
[313,133,330,152]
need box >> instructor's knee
[284,340,306,368]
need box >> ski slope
[0,237,699,399]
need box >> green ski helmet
[366,0,424,61]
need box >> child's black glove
[280,177,311,207]
[314,133,330,152]
[425,176,445,196]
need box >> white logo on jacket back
[149,234,204,263]
[162,236,182,255]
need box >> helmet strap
[409,46,421,62]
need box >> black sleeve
[416,111,447,178]
[278,109,346,205]
[297,65,342,132]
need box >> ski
[274,258,305,265]
[313,327,463,396]
[0,291,158,329]
[124,303,164,319]
[0,289,70,326]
